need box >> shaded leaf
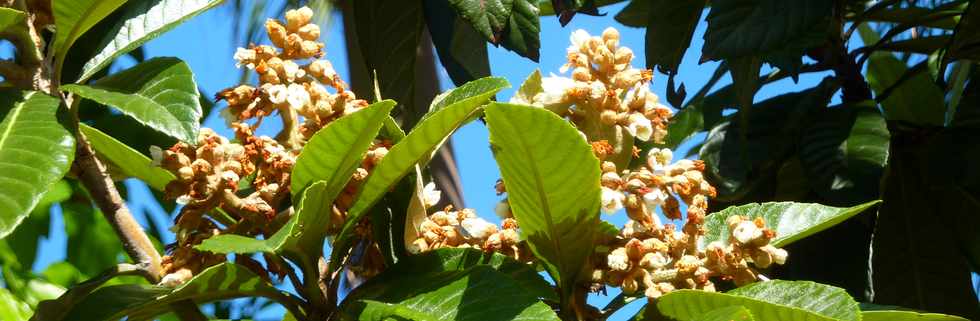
[62,57,203,142]
[701,0,832,63]
[291,100,397,199]
[859,26,945,126]
[875,36,951,54]
[613,0,650,27]
[0,91,75,239]
[424,0,492,86]
[485,102,600,299]
[62,198,125,277]
[330,77,506,274]
[346,265,559,321]
[861,6,964,30]
[51,0,128,72]
[641,0,707,74]
[44,263,301,321]
[79,124,174,191]
[945,1,980,61]
[862,310,969,321]
[448,0,541,61]
[77,0,226,82]
[700,201,880,249]
[345,248,557,303]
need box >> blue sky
[25,0,977,320]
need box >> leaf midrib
[0,91,32,152]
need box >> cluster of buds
[511,28,672,145]
[703,216,788,285]
[407,183,529,261]
[153,7,386,286]
[220,6,368,149]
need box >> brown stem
[73,131,163,282]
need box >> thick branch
[73,131,163,282]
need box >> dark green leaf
[729,281,861,321]
[874,36,951,54]
[346,265,559,321]
[0,91,75,239]
[291,100,397,199]
[861,6,964,30]
[448,0,541,61]
[700,201,880,249]
[613,0,649,27]
[353,1,425,128]
[537,0,625,16]
[945,1,980,61]
[701,0,832,63]
[859,26,945,126]
[51,0,128,73]
[330,77,506,275]
[641,0,707,74]
[46,263,302,321]
[77,0,226,82]
[344,248,557,303]
[485,102,600,299]
[62,57,203,142]
[0,8,32,56]
[798,102,889,204]
[62,199,125,277]
[424,0,492,86]
[79,124,174,191]
[862,310,969,321]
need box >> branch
[73,131,163,282]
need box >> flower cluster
[511,28,672,144]
[220,6,368,148]
[152,7,385,286]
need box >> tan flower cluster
[219,6,368,148]
[589,148,786,301]
[153,7,386,286]
[510,28,672,143]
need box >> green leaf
[346,266,559,321]
[701,0,832,62]
[448,0,541,61]
[352,1,425,129]
[861,6,964,30]
[729,281,861,321]
[0,8,32,56]
[537,0,626,16]
[698,306,756,321]
[330,77,507,274]
[945,1,980,61]
[875,36,951,54]
[512,69,543,105]
[77,0,226,82]
[641,0,707,74]
[700,201,880,249]
[0,90,75,239]
[798,101,889,204]
[344,248,557,304]
[62,57,203,142]
[0,288,31,321]
[45,263,302,321]
[32,263,145,321]
[613,0,649,27]
[862,311,969,321]
[484,102,600,299]
[859,26,945,126]
[79,124,174,191]
[51,0,128,73]
[291,100,397,199]
[658,281,858,321]
[424,0,492,86]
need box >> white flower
[643,188,668,207]
[601,187,625,213]
[607,248,629,271]
[494,199,512,219]
[568,29,591,53]
[647,148,673,175]
[535,74,575,106]
[763,245,788,265]
[461,217,498,239]
[625,113,653,141]
[589,81,606,101]
[233,48,256,68]
[149,145,164,166]
[732,220,763,245]
[286,83,310,110]
[266,84,288,105]
[640,252,669,270]
[281,60,304,82]
[422,182,441,208]
[159,269,193,287]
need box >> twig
[73,132,164,282]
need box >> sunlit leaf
[700,201,880,249]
